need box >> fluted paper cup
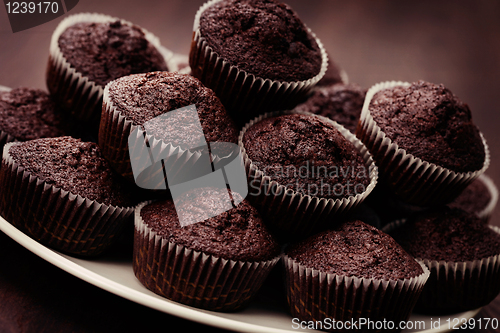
[98,84,234,187]
[282,253,430,332]
[238,110,378,241]
[133,201,280,311]
[384,220,500,315]
[0,142,134,257]
[46,13,170,132]
[189,0,328,126]
[356,80,490,207]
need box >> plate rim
[0,216,303,332]
[0,216,481,333]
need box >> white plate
[0,217,480,333]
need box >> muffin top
[390,207,500,262]
[140,187,281,261]
[448,177,492,216]
[242,113,370,199]
[107,72,238,151]
[369,80,485,173]
[286,220,424,280]
[295,83,366,133]
[0,88,69,141]
[8,136,136,207]
[58,20,168,87]
[199,0,322,82]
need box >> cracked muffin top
[286,220,424,280]
[199,0,322,82]
[58,20,168,86]
[369,80,485,173]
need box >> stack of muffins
[359,80,499,316]
[1,0,499,330]
[0,12,174,257]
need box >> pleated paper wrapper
[46,12,174,132]
[355,80,490,207]
[384,219,500,315]
[132,201,280,312]
[238,110,378,242]
[282,253,430,332]
[189,0,328,126]
[0,142,134,257]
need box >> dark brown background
[1,0,500,332]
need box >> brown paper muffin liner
[132,201,280,312]
[356,81,490,207]
[383,220,500,315]
[46,13,171,131]
[0,142,134,257]
[98,85,228,186]
[238,110,378,241]
[189,0,328,126]
[282,253,430,332]
[356,81,490,206]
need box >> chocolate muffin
[243,113,370,200]
[106,72,237,148]
[287,220,423,279]
[199,0,321,82]
[391,207,500,263]
[283,220,428,332]
[8,137,134,207]
[57,21,168,87]
[139,188,279,261]
[388,207,500,314]
[240,111,377,241]
[0,136,136,256]
[369,80,484,173]
[356,80,489,206]
[133,187,281,311]
[99,71,239,183]
[295,83,366,133]
[46,13,169,130]
[190,0,327,125]
[0,87,71,152]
